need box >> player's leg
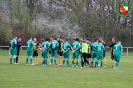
[16,49,19,64]
[75,52,79,67]
[103,53,106,67]
[100,55,104,67]
[87,54,91,67]
[10,50,13,64]
[57,51,61,65]
[114,55,120,69]
[33,51,35,64]
[84,53,90,67]
[94,53,99,68]
[26,51,29,65]
[62,53,66,66]
[72,53,75,67]
[50,51,54,65]
[90,53,95,67]
[81,53,85,68]
[42,51,45,65]
[53,50,58,66]
[12,50,17,64]
[66,52,70,66]
[29,51,33,65]
[43,51,48,66]
[111,53,115,67]
[13,55,17,64]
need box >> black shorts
[87,54,91,58]
[58,51,63,56]
[33,50,38,57]
[17,50,20,55]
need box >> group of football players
[9,35,123,69]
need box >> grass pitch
[0,50,133,88]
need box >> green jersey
[50,40,59,50]
[91,42,98,53]
[26,39,34,51]
[71,41,80,51]
[81,43,88,53]
[97,43,105,54]
[10,39,17,50]
[42,41,50,51]
[113,43,123,55]
[62,42,70,51]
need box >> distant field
[0,49,133,88]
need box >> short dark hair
[45,38,49,41]
[75,38,79,41]
[95,39,98,42]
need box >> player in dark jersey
[33,38,39,64]
[16,38,22,64]
[56,35,63,65]
[109,37,117,67]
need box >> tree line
[0,0,133,46]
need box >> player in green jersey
[50,38,59,66]
[9,36,18,64]
[90,39,98,67]
[71,38,80,67]
[95,40,105,68]
[113,41,123,69]
[42,38,50,66]
[26,37,34,65]
[62,39,70,66]
[80,40,90,68]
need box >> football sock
[74,59,76,64]
[54,58,56,65]
[36,58,38,63]
[63,59,65,65]
[30,58,32,64]
[91,60,93,67]
[16,57,18,63]
[14,58,16,63]
[50,58,53,64]
[101,60,103,66]
[67,59,69,65]
[115,62,118,67]
[95,59,98,68]
[104,57,106,66]
[10,58,12,64]
[59,58,62,64]
[84,62,87,66]
[26,58,28,64]
[76,60,78,66]
[46,59,47,65]
[43,59,45,65]
[72,60,74,66]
